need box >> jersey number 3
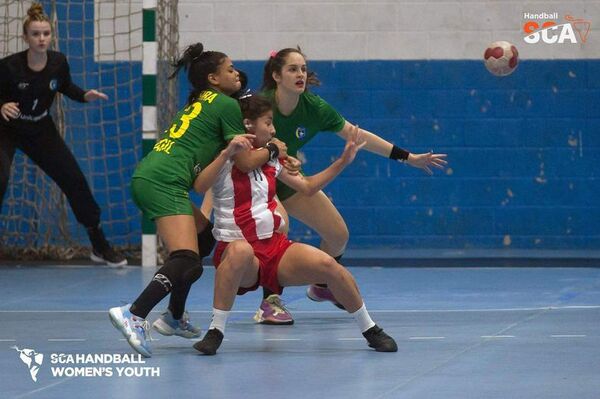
[169,101,202,139]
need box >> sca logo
[523,14,591,44]
[12,346,44,382]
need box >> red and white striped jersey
[212,156,285,242]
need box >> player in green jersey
[109,43,285,357]
[250,47,449,324]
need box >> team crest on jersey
[49,79,58,91]
[295,126,306,139]
[18,82,29,90]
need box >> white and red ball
[484,41,519,76]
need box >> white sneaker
[109,304,152,357]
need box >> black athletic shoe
[193,328,224,355]
[91,247,127,267]
[362,325,398,352]
[88,226,127,267]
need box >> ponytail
[169,42,228,105]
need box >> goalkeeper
[0,2,125,266]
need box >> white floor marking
[551,334,586,338]
[480,335,515,338]
[1,305,598,313]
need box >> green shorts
[276,169,306,201]
[131,177,193,221]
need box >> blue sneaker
[109,304,152,357]
[152,309,201,338]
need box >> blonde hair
[23,2,51,35]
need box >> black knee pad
[197,221,216,258]
[184,262,204,284]
[154,249,202,291]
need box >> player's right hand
[223,134,255,158]
[1,102,20,121]
[340,124,366,165]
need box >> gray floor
[1,265,599,398]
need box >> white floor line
[551,334,586,338]
[338,338,364,341]
[0,339,16,341]
[409,336,446,340]
[1,305,598,313]
[264,338,301,341]
[47,338,87,342]
[13,377,73,399]
[480,335,515,338]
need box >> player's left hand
[406,151,448,175]
[84,89,109,102]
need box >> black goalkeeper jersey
[0,50,86,130]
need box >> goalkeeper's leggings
[0,119,101,229]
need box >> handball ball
[484,41,519,76]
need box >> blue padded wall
[179,59,600,250]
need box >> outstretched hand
[84,89,109,102]
[340,124,367,165]
[406,151,448,175]
[223,134,255,158]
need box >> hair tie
[238,91,253,100]
[269,50,278,58]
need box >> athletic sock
[350,303,376,333]
[168,286,190,320]
[209,308,230,334]
[262,287,275,299]
[130,279,170,319]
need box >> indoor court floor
[1,263,599,398]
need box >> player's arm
[336,120,448,175]
[0,61,19,121]
[193,134,255,193]
[232,137,288,173]
[57,54,107,103]
[278,125,365,196]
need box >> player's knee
[154,249,202,291]
[323,221,349,252]
[224,240,254,264]
[315,255,340,279]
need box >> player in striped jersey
[192,95,397,355]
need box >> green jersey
[263,90,346,157]
[133,90,244,190]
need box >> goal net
[0,0,146,260]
